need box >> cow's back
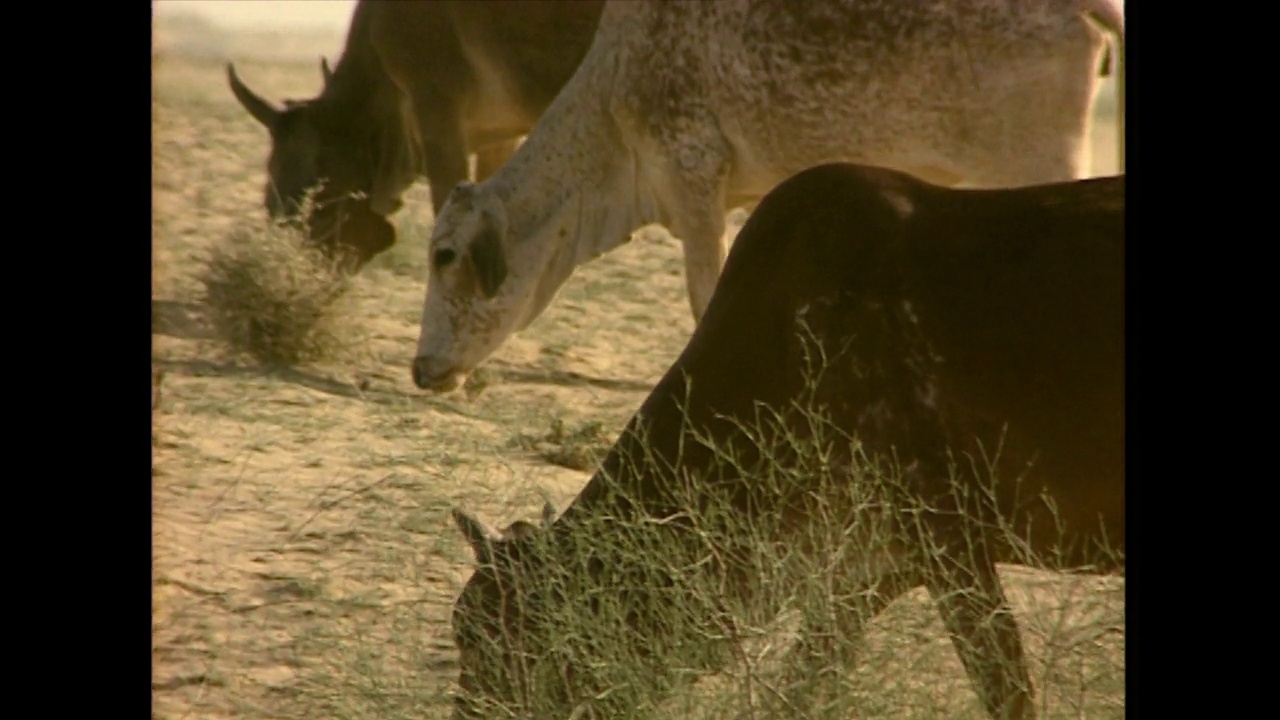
[369,1,603,116]
[570,165,1124,568]
[902,177,1124,563]
[448,0,605,111]
[605,0,1114,189]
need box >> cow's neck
[487,42,663,328]
[319,5,385,117]
[320,20,419,210]
[507,512,738,715]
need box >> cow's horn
[227,63,282,128]
[320,57,334,86]
[452,508,494,564]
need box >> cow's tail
[1083,0,1125,174]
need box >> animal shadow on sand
[149,357,446,411]
[488,366,656,394]
[152,299,218,341]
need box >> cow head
[412,181,542,393]
[227,61,408,271]
[449,492,744,718]
[450,503,563,719]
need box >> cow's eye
[434,248,457,269]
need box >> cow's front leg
[772,567,922,719]
[399,86,470,216]
[678,224,729,323]
[922,529,1036,720]
[655,145,735,323]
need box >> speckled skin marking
[412,0,1124,391]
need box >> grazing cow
[227,0,605,270]
[450,163,1124,720]
[411,0,1125,392]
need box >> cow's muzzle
[411,356,467,393]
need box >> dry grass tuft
[197,221,356,367]
[513,417,617,471]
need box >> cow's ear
[501,501,558,540]
[452,509,495,565]
[470,214,509,299]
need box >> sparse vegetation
[153,13,1123,720]
[447,364,1124,720]
[197,218,356,368]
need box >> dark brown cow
[227,0,604,270]
[450,163,1124,719]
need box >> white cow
[411,0,1125,392]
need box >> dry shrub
[197,222,355,367]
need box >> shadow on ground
[151,357,435,406]
[491,366,656,394]
[152,299,217,340]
